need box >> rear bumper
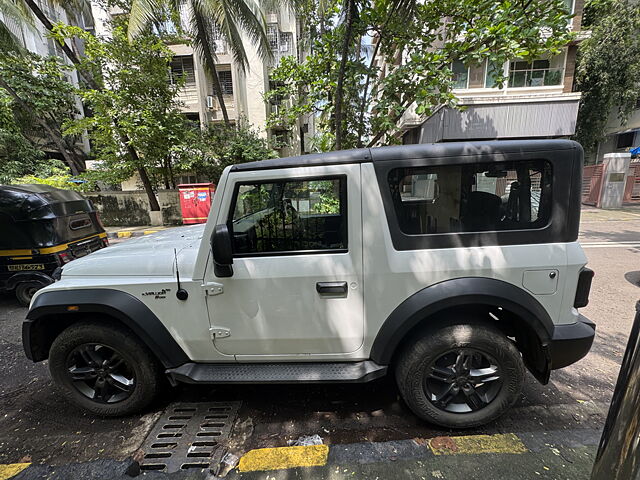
[549,315,596,369]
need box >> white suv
[23,140,595,428]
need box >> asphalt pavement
[1,209,639,479]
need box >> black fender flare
[23,288,189,368]
[7,272,54,291]
[370,277,554,366]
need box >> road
[0,212,638,479]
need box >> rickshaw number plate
[8,264,45,271]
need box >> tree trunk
[356,35,382,148]
[136,165,161,211]
[334,0,357,150]
[22,0,100,90]
[193,13,230,125]
[0,78,82,175]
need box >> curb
[106,229,161,239]
[0,429,603,479]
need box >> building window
[508,55,564,87]
[217,70,233,95]
[617,132,635,149]
[388,160,552,235]
[451,60,469,89]
[170,56,196,86]
[184,112,200,124]
[267,24,278,50]
[229,177,347,255]
[484,60,503,88]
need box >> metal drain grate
[140,401,241,473]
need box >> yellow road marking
[143,230,158,235]
[428,433,527,455]
[117,231,132,238]
[238,445,329,472]
[0,463,30,480]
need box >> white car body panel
[32,156,588,364]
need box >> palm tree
[127,0,273,125]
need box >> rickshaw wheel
[15,281,42,306]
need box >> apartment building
[391,0,586,146]
[162,7,311,159]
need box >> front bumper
[549,314,596,370]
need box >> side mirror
[211,224,234,278]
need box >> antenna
[174,248,188,301]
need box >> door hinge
[202,282,224,296]
[210,327,231,339]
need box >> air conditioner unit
[206,95,216,110]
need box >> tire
[395,321,524,428]
[49,321,163,416]
[15,281,43,306]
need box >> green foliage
[0,52,82,183]
[55,21,189,186]
[575,0,640,153]
[266,0,574,150]
[179,122,278,184]
[11,160,93,192]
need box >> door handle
[316,281,348,295]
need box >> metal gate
[623,162,640,203]
[582,164,605,206]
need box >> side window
[229,177,347,255]
[388,160,552,234]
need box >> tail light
[102,237,109,247]
[57,251,72,264]
[574,268,594,308]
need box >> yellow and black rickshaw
[0,184,108,305]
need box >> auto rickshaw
[0,184,108,305]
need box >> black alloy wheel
[424,348,502,413]
[49,322,163,416]
[66,343,136,404]
[395,321,524,428]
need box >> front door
[204,164,364,359]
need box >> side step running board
[166,360,388,384]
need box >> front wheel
[49,322,163,416]
[395,322,524,428]
[15,281,43,306]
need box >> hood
[61,224,206,278]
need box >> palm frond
[193,0,272,71]
[128,0,164,39]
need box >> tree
[266,0,574,151]
[176,122,278,184]
[574,0,640,153]
[127,0,272,125]
[60,22,187,208]
[0,52,86,175]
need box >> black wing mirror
[211,224,234,278]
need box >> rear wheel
[395,321,524,428]
[49,322,163,416]
[15,281,43,306]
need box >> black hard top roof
[0,184,95,221]
[230,139,580,172]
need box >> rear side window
[389,160,552,234]
[69,214,92,231]
[229,177,347,255]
